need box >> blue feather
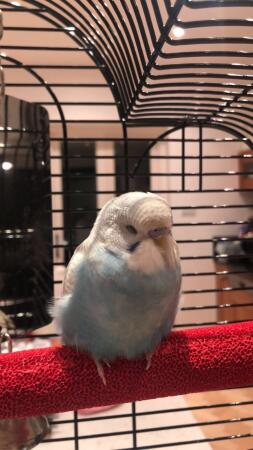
[59,245,181,361]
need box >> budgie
[53,192,181,384]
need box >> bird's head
[91,192,173,254]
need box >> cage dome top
[1,0,253,148]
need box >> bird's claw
[145,351,154,371]
[93,358,107,385]
[103,360,111,368]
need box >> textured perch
[1,322,253,419]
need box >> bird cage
[0,0,253,449]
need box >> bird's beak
[148,227,171,240]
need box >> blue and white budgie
[54,192,181,384]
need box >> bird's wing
[62,241,87,295]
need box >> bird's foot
[93,358,107,385]
[145,350,154,371]
[103,359,111,368]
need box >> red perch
[0,321,253,419]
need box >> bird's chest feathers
[89,244,176,305]
[68,245,180,359]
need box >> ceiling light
[172,26,185,38]
[2,161,13,171]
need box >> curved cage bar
[17,0,252,143]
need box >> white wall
[150,127,253,326]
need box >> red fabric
[1,321,253,419]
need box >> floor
[38,395,212,450]
[185,388,253,450]
[38,389,253,449]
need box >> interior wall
[150,127,253,325]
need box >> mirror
[0,95,52,331]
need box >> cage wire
[0,0,253,449]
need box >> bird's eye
[126,225,137,235]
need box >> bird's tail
[48,295,72,334]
